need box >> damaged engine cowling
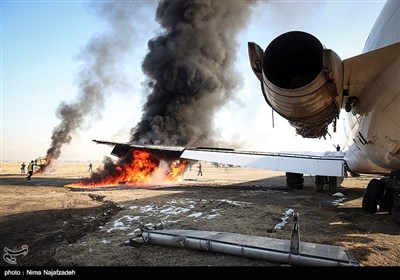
[248,31,343,138]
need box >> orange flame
[71,150,188,187]
[168,160,188,180]
[34,155,52,174]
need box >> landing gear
[328,176,338,193]
[391,191,400,224]
[362,179,385,213]
[380,188,394,212]
[286,172,304,189]
[344,96,358,112]
[361,171,400,224]
[285,173,340,192]
[315,175,339,193]
[315,175,325,192]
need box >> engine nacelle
[248,31,343,138]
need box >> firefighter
[197,162,203,176]
[20,162,26,174]
[26,160,35,180]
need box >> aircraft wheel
[380,188,394,212]
[286,173,304,190]
[328,176,337,193]
[286,177,304,184]
[315,175,325,192]
[391,191,400,224]
[286,183,303,190]
[391,206,400,224]
[286,172,303,178]
[362,179,385,214]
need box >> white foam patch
[333,198,346,206]
[104,216,140,233]
[188,212,203,218]
[219,199,249,206]
[333,192,345,197]
[107,218,132,232]
[140,204,156,213]
[274,209,295,230]
[206,213,220,219]
[160,206,191,215]
[106,198,228,234]
[161,219,180,224]
[121,215,141,222]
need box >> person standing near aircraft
[197,162,203,176]
[26,160,35,180]
[20,162,26,174]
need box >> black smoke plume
[84,0,256,185]
[131,0,255,146]
[42,2,143,169]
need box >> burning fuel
[32,157,51,174]
[70,150,188,187]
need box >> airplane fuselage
[343,1,400,175]
[343,58,400,174]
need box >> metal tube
[141,230,358,266]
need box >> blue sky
[1,0,386,162]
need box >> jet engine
[248,31,343,138]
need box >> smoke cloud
[131,0,255,147]
[45,0,256,185]
[81,0,256,185]
[43,2,147,166]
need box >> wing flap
[182,148,345,177]
[343,42,400,98]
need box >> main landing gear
[314,175,338,193]
[285,173,340,193]
[362,171,400,224]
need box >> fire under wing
[93,140,346,177]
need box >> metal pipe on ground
[140,229,359,266]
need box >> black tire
[286,177,304,184]
[391,191,400,224]
[286,183,303,190]
[391,206,400,224]
[286,172,303,178]
[315,175,325,192]
[362,179,385,214]
[295,183,303,190]
[286,184,295,190]
[328,176,337,193]
[380,188,395,212]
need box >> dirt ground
[1,161,399,269]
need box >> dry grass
[1,161,399,266]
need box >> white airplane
[94,1,400,224]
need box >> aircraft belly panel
[383,92,400,128]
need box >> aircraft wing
[343,42,400,99]
[93,139,186,160]
[93,140,346,177]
